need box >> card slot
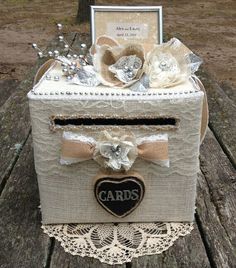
[49,114,179,132]
[53,117,177,126]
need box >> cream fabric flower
[93,36,145,88]
[144,38,202,88]
[93,130,138,171]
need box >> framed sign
[91,6,163,46]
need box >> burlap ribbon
[60,131,169,170]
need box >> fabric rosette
[144,38,202,88]
[92,36,145,88]
[93,130,138,171]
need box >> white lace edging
[42,222,194,265]
[136,134,168,145]
[62,131,96,144]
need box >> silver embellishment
[157,53,179,73]
[56,56,100,86]
[188,53,202,73]
[45,74,51,80]
[109,55,142,84]
[71,65,100,87]
[99,141,135,171]
[130,74,149,92]
[57,23,62,30]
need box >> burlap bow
[60,131,169,171]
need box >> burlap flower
[144,38,202,88]
[93,130,138,171]
[93,36,145,88]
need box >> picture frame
[91,6,163,46]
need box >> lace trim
[42,222,193,265]
[62,131,96,144]
[136,133,168,145]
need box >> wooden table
[0,33,235,268]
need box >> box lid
[28,61,203,101]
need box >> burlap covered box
[28,60,207,224]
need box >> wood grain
[0,79,19,107]
[130,225,211,268]
[196,129,236,268]
[0,137,51,268]
[197,68,236,167]
[220,80,236,103]
[0,78,31,193]
[0,33,76,194]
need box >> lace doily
[42,222,193,264]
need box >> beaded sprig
[32,23,91,81]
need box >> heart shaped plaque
[94,172,145,218]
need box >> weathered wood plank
[0,79,31,193]
[0,79,19,107]
[196,129,236,268]
[130,224,210,268]
[0,33,76,194]
[197,68,236,167]
[0,136,51,268]
[220,80,236,103]
[50,240,126,268]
